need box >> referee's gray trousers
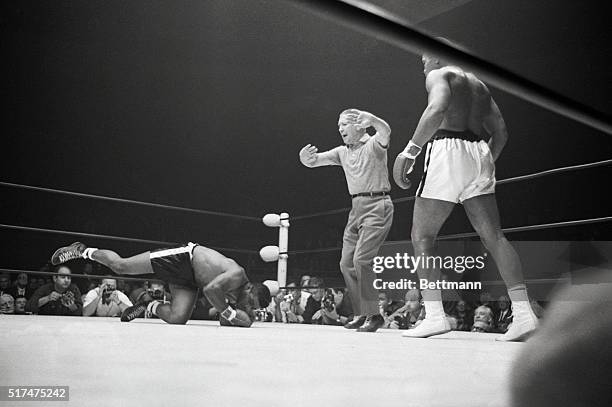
[340,195,393,316]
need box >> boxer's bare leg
[463,194,522,287]
[89,250,155,276]
[403,197,455,338]
[51,242,155,276]
[152,284,198,325]
[463,194,537,341]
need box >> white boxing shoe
[402,316,451,338]
[496,310,538,342]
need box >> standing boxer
[299,109,394,332]
[393,38,538,340]
[51,241,270,327]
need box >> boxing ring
[2,315,521,407]
[2,1,612,406]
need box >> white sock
[421,290,444,319]
[147,300,161,316]
[83,248,98,260]
[507,284,528,302]
[424,302,445,319]
[507,285,535,317]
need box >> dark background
[2,0,611,284]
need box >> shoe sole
[50,248,65,265]
[121,306,146,322]
[402,328,451,338]
[51,242,84,265]
[496,328,536,342]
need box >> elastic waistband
[186,242,198,260]
[432,129,484,143]
[150,242,198,261]
[351,191,390,199]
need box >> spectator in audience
[130,281,171,305]
[266,288,286,322]
[129,281,148,304]
[450,300,473,331]
[333,287,354,324]
[8,272,32,300]
[279,296,300,323]
[14,296,28,314]
[278,282,306,323]
[494,295,513,333]
[81,280,98,302]
[253,307,273,322]
[299,274,312,308]
[0,293,15,314]
[28,276,45,293]
[83,278,133,317]
[511,280,612,407]
[479,291,494,308]
[0,273,10,296]
[471,305,494,332]
[117,279,133,297]
[320,288,354,326]
[26,265,82,316]
[378,292,405,329]
[252,282,278,322]
[302,277,326,324]
[393,289,426,329]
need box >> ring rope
[0,267,571,290]
[496,158,612,185]
[0,268,154,284]
[2,158,610,225]
[291,158,612,220]
[288,216,612,254]
[277,276,571,290]
[438,216,612,241]
[0,181,262,222]
[286,0,612,135]
[0,223,259,255]
[0,268,570,290]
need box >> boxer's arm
[410,70,451,147]
[483,98,508,162]
[202,261,248,314]
[393,71,451,189]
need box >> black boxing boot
[51,242,88,265]
[120,303,147,322]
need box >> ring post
[277,213,290,288]
[261,212,290,288]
